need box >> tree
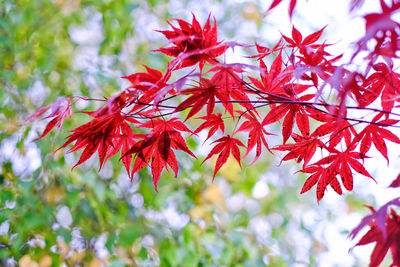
[20,0,400,266]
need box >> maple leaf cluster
[349,196,400,267]
[29,2,400,265]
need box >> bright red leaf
[155,14,228,70]
[202,135,245,180]
[209,64,255,118]
[175,78,228,120]
[29,97,73,141]
[300,146,375,201]
[122,118,195,191]
[309,106,357,148]
[274,132,325,167]
[389,173,400,188]
[122,65,172,105]
[360,62,400,112]
[58,111,136,170]
[282,25,327,51]
[193,112,225,140]
[350,199,400,267]
[265,0,298,18]
[235,112,273,164]
[262,92,313,143]
[248,40,283,61]
[355,113,400,162]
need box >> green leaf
[119,225,142,246]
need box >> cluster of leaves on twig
[30,1,400,265]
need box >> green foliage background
[0,0,373,266]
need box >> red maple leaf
[355,113,400,163]
[235,112,273,164]
[105,122,142,177]
[355,0,400,60]
[364,0,400,41]
[264,0,298,18]
[389,173,400,188]
[359,62,400,112]
[295,44,341,86]
[175,78,229,120]
[300,146,375,202]
[193,111,225,141]
[282,25,327,51]
[248,40,283,61]
[122,118,195,190]
[248,49,286,95]
[249,51,313,143]
[82,91,136,119]
[202,135,245,180]
[309,106,357,148]
[350,199,400,267]
[155,14,228,70]
[354,211,400,267]
[29,96,73,141]
[273,132,325,167]
[262,91,313,143]
[299,165,340,201]
[122,65,172,105]
[59,111,136,170]
[209,64,255,118]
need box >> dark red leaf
[202,135,245,180]
[155,14,227,70]
[389,174,400,188]
[351,201,400,267]
[236,112,273,164]
[31,97,73,141]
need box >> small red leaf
[388,174,400,188]
[302,26,326,46]
[292,26,302,44]
[262,104,289,125]
[288,0,298,18]
[300,171,320,194]
[330,177,343,195]
[158,131,171,162]
[202,135,244,180]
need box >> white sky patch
[162,206,190,230]
[0,133,42,176]
[0,220,10,236]
[69,11,104,46]
[56,206,73,229]
[318,228,356,267]
[252,180,270,198]
[131,10,162,42]
[99,160,113,179]
[92,233,109,259]
[27,235,46,248]
[70,227,86,253]
[267,212,284,228]
[130,193,144,209]
[27,80,49,107]
[117,172,140,193]
[141,234,155,248]
[249,215,271,244]
[5,201,16,209]
[226,193,245,212]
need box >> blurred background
[1,0,398,266]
